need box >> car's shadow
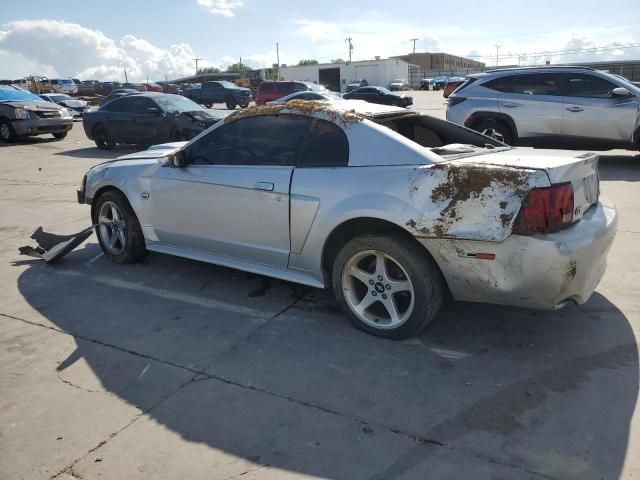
[53,145,145,159]
[599,153,640,182]
[15,244,639,478]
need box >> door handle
[566,106,584,112]
[502,102,518,108]
[254,182,274,191]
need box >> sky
[1,0,639,82]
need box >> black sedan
[83,93,225,149]
[342,86,413,107]
[39,93,90,118]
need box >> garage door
[354,65,379,86]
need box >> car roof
[233,100,409,120]
[470,65,599,79]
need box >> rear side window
[299,119,349,167]
[189,114,312,166]
[452,77,477,93]
[510,74,560,95]
[101,98,126,112]
[122,97,158,114]
[565,73,618,98]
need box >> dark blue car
[82,93,227,149]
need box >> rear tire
[53,132,67,139]
[473,118,515,145]
[94,124,115,150]
[93,190,146,264]
[225,97,236,110]
[331,234,444,340]
[0,120,17,142]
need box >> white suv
[446,66,640,150]
[51,78,78,95]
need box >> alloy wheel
[0,123,11,141]
[98,201,127,255]
[341,250,415,329]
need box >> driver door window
[189,114,312,166]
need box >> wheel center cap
[374,282,385,293]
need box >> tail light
[448,96,466,107]
[513,183,574,234]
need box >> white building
[276,58,412,92]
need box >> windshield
[59,79,74,85]
[0,87,43,102]
[154,94,204,113]
[216,81,236,88]
[307,83,327,92]
[50,94,72,101]
[377,87,393,94]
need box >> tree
[298,59,319,66]
[331,58,345,64]
[197,66,221,74]
[226,63,252,76]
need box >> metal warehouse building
[276,58,412,92]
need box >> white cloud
[295,21,343,43]
[292,18,441,63]
[0,19,197,81]
[196,0,243,17]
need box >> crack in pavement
[3,311,563,479]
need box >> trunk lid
[460,148,600,223]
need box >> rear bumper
[12,118,73,137]
[421,200,618,309]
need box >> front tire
[225,97,237,110]
[332,234,444,339]
[0,120,17,142]
[94,125,115,150]
[94,191,146,264]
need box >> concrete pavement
[1,92,639,479]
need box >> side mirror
[170,150,188,168]
[146,107,161,115]
[612,87,632,97]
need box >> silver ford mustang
[77,100,617,339]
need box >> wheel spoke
[98,215,111,226]
[388,279,412,294]
[117,230,126,248]
[108,232,117,249]
[355,294,377,315]
[374,253,387,278]
[110,205,121,221]
[382,296,401,324]
[347,266,373,286]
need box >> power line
[467,41,640,60]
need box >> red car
[256,81,309,105]
[143,83,163,92]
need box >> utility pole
[345,37,353,63]
[276,42,280,80]
[494,45,501,67]
[123,68,128,83]
[410,38,419,54]
[193,57,204,74]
